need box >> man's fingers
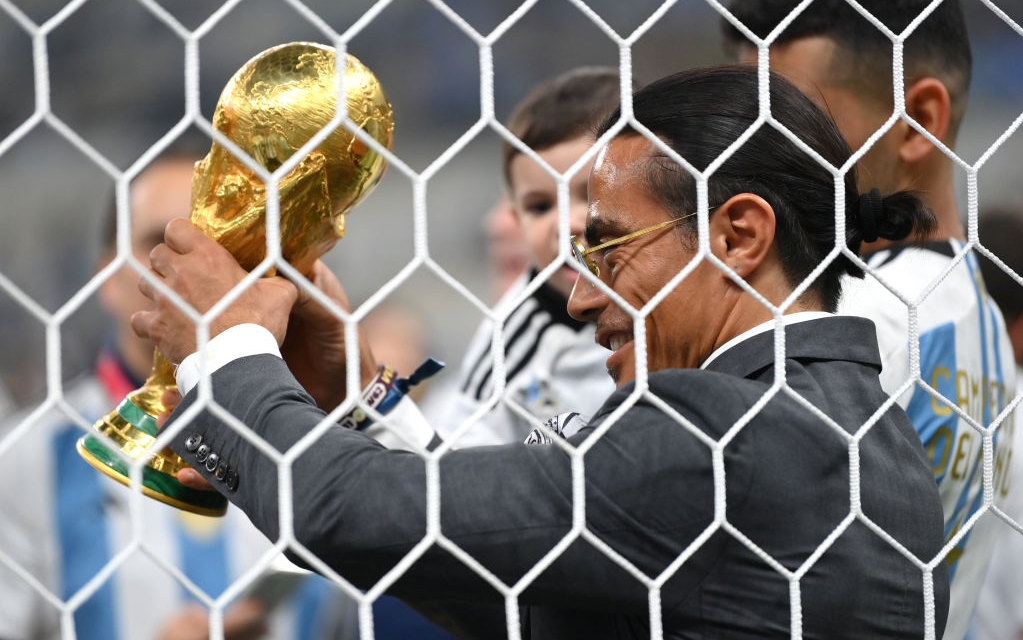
[148,242,175,277]
[224,598,269,640]
[295,260,350,314]
[163,217,204,253]
[138,274,153,302]
[130,309,154,341]
[157,388,183,428]
[162,387,183,408]
[176,467,217,492]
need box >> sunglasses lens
[570,237,598,277]
[570,238,582,260]
[572,235,597,271]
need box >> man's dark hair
[502,66,625,185]
[722,0,972,140]
[978,207,1023,322]
[597,64,934,311]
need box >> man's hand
[282,260,379,410]
[154,388,214,492]
[155,599,268,640]
[131,219,298,365]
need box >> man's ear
[708,193,776,279]
[901,77,951,164]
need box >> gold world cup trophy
[76,42,395,516]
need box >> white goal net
[0,1,1022,639]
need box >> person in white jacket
[723,3,1017,638]
[432,66,626,448]
[968,206,1023,640]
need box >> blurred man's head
[483,195,529,302]
[503,66,625,299]
[723,0,970,215]
[978,207,1023,365]
[98,149,199,380]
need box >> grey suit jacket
[169,316,948,639]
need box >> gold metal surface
[102,350,188,474]
[79,42,394,514]
[192,42,395,275]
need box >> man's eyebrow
[583,216,625,248]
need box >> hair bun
[857,188,883,243]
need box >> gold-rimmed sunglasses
[570,211,699,278]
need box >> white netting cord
[1,0,1016,638]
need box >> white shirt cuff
[362,396,438,452]
[174,323,281,396]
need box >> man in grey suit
[135,66,949,638]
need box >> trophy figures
[76,42,395,516]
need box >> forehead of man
[129,159,195,246]
[742,36,894,165]
[744,36,890,111]
[586,136,665,243]
[592,135,658,192]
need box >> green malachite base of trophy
[76,352,228,517]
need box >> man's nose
[567,270,606,323]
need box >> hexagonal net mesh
[0,1,1021,640]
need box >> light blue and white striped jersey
[966,365,1023,640]
[840,239,1017,640]
[0,353,357,640]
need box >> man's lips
[608,334,631,351]
[596,326,633,352]
[602,331,634,386]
